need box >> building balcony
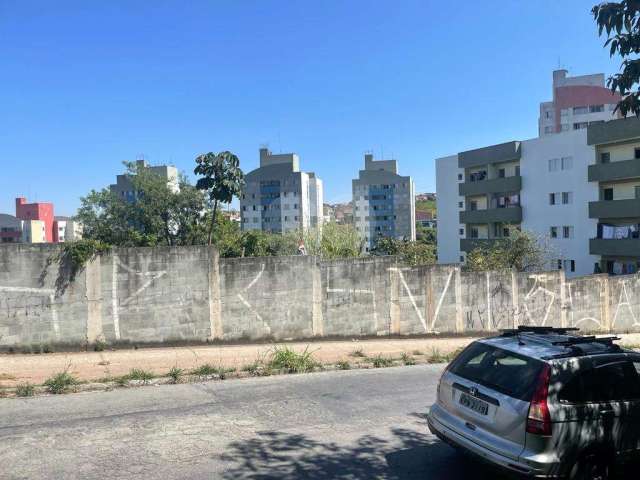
[588,198,640,219]
[458,141,521,168]
[588,159,640,182]
[459,175,522,196]
[460,238,498,252]
[590,238,640,257]
[459,206,522,224]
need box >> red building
[15,197,55,243]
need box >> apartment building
[539,69,621,137]
[53,216,83,242]
[15,197,55,243]
[353,153,416,252]
[587,118,640,275]
[109,159,179,201]
[240,148,323,233]
[437,117,640,277]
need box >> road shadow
[219,417,508,479]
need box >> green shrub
[336,360,351,370]
[126,368,155,384]
[191,364,234,379]
[349,348,366,358]
[93,340,107,352]
[167,366,183,384]
[426,348,446,364]
[268,345,319,373]
[370,354,393,368]
[44,371,79,394]
[16,382,35,397]
[401,353,416,366]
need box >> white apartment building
[539,69,621,137]
[353,153,416,252]
[240,148,324,233]
[437,117,640,277]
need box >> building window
[600,152,610,164]
[563,259,576,272]
[573,106,589,115]
[457,173,463,181]
[458,201,464,209]
[635,148,640,159]
[590,104,604,113]
[469,201,477,211]
[603,188,614,201]
[561,157,573,170]
[548,158,560,172]
[515,165,520,176]
[460,256,465,263]
[563,226,574,239]
[469,227,479,239]
[459,228,464,236]
[549,193,556,205]
[550,226,558,238]
[560,124,570,131]
[498,168,506,178]
[558,259,563,270]
[573,122,588,130]
[562,192,573,204]
[544,126,555,134]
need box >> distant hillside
[416,198,436,218]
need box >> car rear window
[449,342,544,401]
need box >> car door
[559,357,640,460]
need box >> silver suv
[427,326,640,479]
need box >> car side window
[559,361,640,404]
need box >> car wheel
[569,454,611,480]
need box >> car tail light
[526,363,552,436]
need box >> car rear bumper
[427,406,563,479]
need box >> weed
[94,340,107,352]
[268,345,319,373]
[242,361,272,376]
[114,375,130,386]
[44,371,79,394]
[412,349,424,356]
[167,366,183,384]
[336,360,351,370]
[16,382,35,397]
[126,368,155,384]
[42,344,54,354]
[445,347,465,362]
[31,343,41,354]
[349,348,366,358]
[426,348,446,364]
[401,353,416,366]
[191,364,234,379]
[370,354,393,368]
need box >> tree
[194,151,245,245]
[77,162,209,247]
[299,223,364,259]
[416,224,437,246]
[465,230,556,272]
[593,1,640,116]
[371,236,436,267]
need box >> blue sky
[0,0,621,215]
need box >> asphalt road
[0,365,509,479]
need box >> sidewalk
[2,334,639,387]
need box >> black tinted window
[449,343,543,401]
[559,361,640,404]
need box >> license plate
[459,392,489,415]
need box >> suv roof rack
[551,335,620,346]
[500,326,580,337]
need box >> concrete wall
[1,244,639,349]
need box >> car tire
[569,454,611,480]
